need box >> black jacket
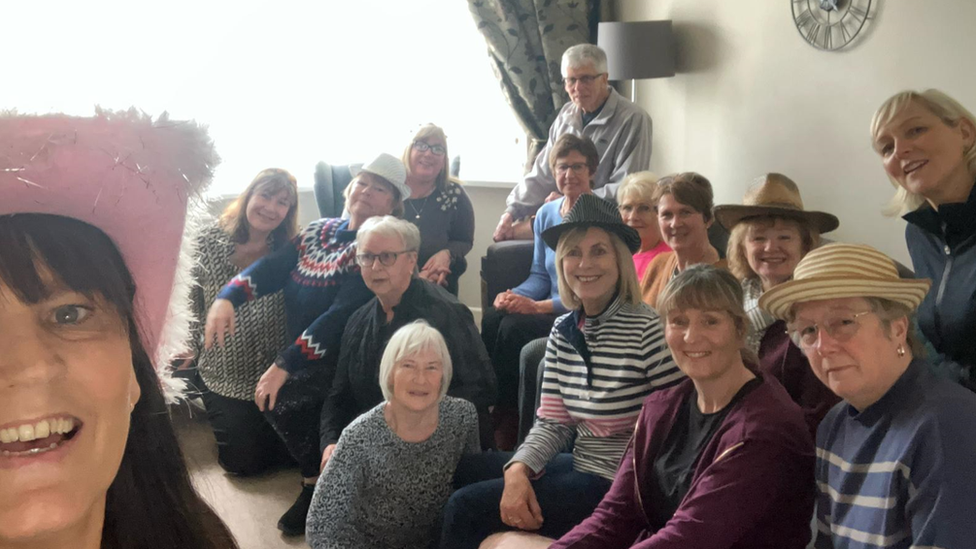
[904,182,976,391]
[319,278,497,449]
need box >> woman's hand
[500,462,544,531]
[320,443,337,473]
[504,296,552,315]
[204,299,236,349]
[494,290,516,311]
[420,249,452,286]
[254,363,289,411]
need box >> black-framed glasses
[787,310,873,349]
[356,250,412,268]
[412,141,446,156]
[563,73,605,87]
[555,162,588,175]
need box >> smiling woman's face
[0,274,140,545]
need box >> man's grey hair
[356,215,421,252]
[378,320,453,402]
[561,44,608,75]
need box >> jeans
[440,452,612,549]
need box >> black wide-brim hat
[542,194,641,253]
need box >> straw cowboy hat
[713,173,840,233]
[758,243,931,320]
[542,193,641,253]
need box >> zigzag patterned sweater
[218,218,373,374]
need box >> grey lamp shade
[597,21,675,80]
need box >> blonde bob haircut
[871,89,976,216]
[402,123,461,192]
[378,320,453,403]
[657,265,748,334]
[656,264,755,362]
[617,171,659,206]
[219,168,299,247]
[343,171,405,218]
[555,226,641,310]
[726,216,818,282]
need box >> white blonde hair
[871,89,976,216]
[617,171,659,205]
[356,215,421,252]
[378,320,453,402]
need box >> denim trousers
[440,451,612,549]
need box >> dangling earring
[896,344,906,358]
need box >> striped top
[742,277,776,356]
[511,296,684,480]
[814,359,976,549]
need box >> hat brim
[713,205,839,234]
[757,275,932,320]
[542,221,642,253]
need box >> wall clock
[792,0,872,51]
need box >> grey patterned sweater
[190,223,287,400]
[307,397,479,549]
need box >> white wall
[612,0,976,265]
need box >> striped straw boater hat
[758,243,931,320]
[542,193,641,252]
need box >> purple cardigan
[550,375,815,549]
[758,320,840,438]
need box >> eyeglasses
[355,250,412,268]
[787,310,873,349]
[412,141,446,156]
[563,73,605,87]
[555,162,588,175]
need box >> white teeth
[0,418,74,444]
[686,352,710,358]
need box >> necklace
[408,193,433,220]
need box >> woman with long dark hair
[0,111,236,548]
[188,168,300,476]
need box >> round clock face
[792,0,872,51]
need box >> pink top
[632,240,672,280]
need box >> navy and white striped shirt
[814,359,976,549]
[511,296,684,480]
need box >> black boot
[277,483,315,536]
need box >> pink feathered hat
[0,108,218,400]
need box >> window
[4,0,525,195]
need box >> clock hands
[819,0,839,11]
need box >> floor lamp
[597,21,676,103]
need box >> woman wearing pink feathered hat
[0,110,237,549]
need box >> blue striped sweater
[814,359,976,549]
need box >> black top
[319,277,497,449]
[647,376,763,528]
[903,180,976,391]
[403,181,475,296]
[581,98,607,127]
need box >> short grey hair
[561,44,608,75]
[378,320,453,402]
[356,215,421,252]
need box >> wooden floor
[175,406,309,549]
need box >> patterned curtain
[468,0,599,172]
